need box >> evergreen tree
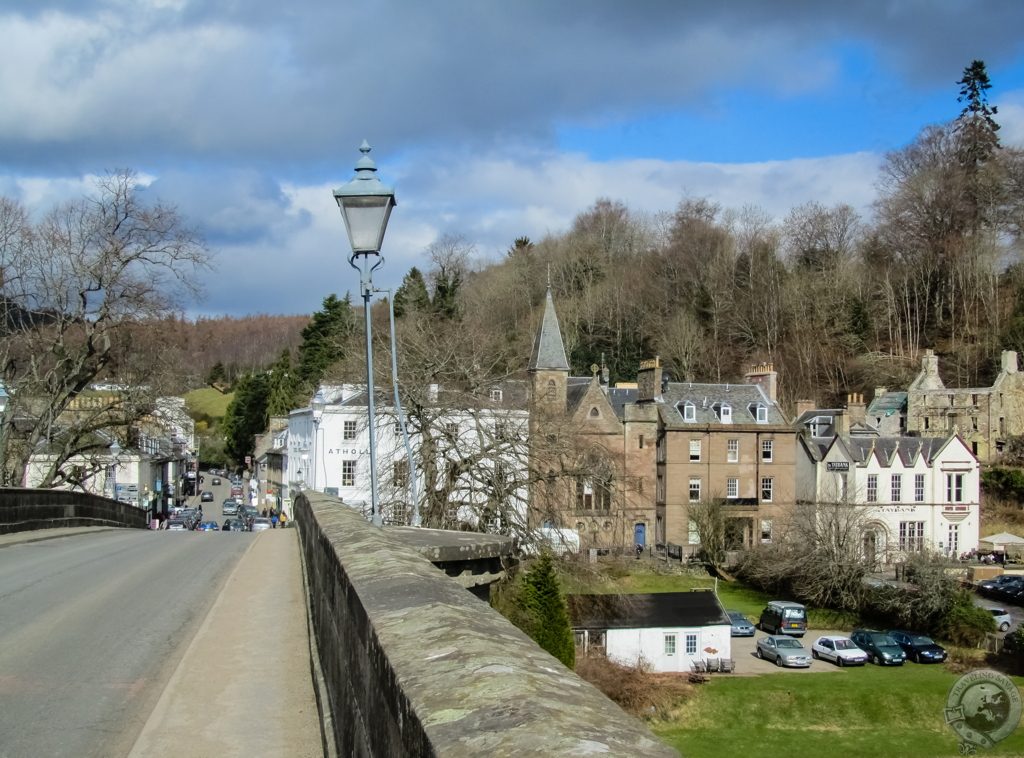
[393,267,431,318]
[267,349,298,416]
[519,553,575,668]
[956,59,1000,168]
[431,267,462,320]
[207,361,226,386]
[222,372,271,465]
[296,293,357,391]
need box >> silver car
[250,517,272,532]
[756,635,812,667]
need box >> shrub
[938,591,996,647]
[574,654,690,719]
[492,553,575,668]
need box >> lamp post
[334,141,395,528]
[311,389,325,491]
[109,440,121,502]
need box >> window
[890,474,902,503]
[716,403,732,423]
[688,519,700,545]
[914,474,925,503]
[638,434,645,449]
[445,422,458,436]
[394,422,403,434]
[577,477,612,511]
[393,459,408,487]
[489,388,503,402]
[946,473,965,503]
[343,420,357,440]
[685,634,698,655]
[727,439,739,463]
[760,477,773,502]
[689,477,701,502]
[589,407,600,418]
[924,416,930,430]
[726,477,738,499]
[664,634,676,656]
[761,519,773,543]
[546,379,556,400]
[761,439,774,463]
[689,439,701,462]
[866,474,878,503]
[972,417,978,431]
[682,402,696,422]
[342,460,356,487]
[756,404,768,423]
[948,523,960,555]
[899,521,925,552]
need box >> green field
[652,664,1024,758]
[184,387,233,419]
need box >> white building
[568,591,732,673]
[287,383,530,532]
[796,408,980,561]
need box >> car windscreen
[777,638,802,648]
[834,639,858,650]
[870,634,897,646]
[910,635,935,645]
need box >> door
[862,530,877,568]
[634,523,646,548]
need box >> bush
[574,654,690,719]
[938,591,996,647]
[492,552,575,668]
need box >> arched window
[546,379,556,399]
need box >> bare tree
[0,171,208,486]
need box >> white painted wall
[605,625,731,673]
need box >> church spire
[528,285,570,372]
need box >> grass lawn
[184,387,233,419]
[652,664,1024,757]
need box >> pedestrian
[279,511,288,528]
[261,508,268,518]
[271,511,279,529]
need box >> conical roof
[528,287,569,372]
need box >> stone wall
[0,488,148,534]
[294,491,679,758]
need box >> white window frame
[489,388,503,402]
[718,404,732,423]
[890,474,902,503]
[689,477,701,503]
[664,633,676,656]
[761,519,773,543]
[866,474,878,503]
[761,439,773,463]
[689,439,701,462]
[756,404,768,423]
[726,477,739,499]
[343,420,357,441]
[726,438,739,463]
[914,473,925,503]
[946,473,965,503]
[682,402,696,422]
[760,477,773,503]
[685,633,698,655]
[341,459,357,487]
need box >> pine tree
[956,59,1000,168]
[393,267,431,318]
[296,293,357,390]
[222,372,270,464]
[267,349,297,416]
[520,553,575,668]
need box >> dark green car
[851,629,906,666]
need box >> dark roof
[867,392,907,417]
[659,381,786,427]
[567,591,730,630]
[528,287,570,372]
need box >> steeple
[528,286,570,372]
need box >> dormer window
[681,402,696,422]
[489,388,503,402]
[748,403,768,423]
[713,403,732,423]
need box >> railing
[0,488,148,534]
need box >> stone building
[906,349,1024,462]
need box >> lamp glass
[335,195,394,253]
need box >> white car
[990,608,1013,632]
[811,635,868,667]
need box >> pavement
[124,527,325,758]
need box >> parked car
[759,600,807,637]
[222,498,239,516]
[166,519,187,531]
[200,490,214,503]
[755,635,812,667]
[251,517,272,532]
[811,635,868,667]
[990,608,1013,632]
[978,574,1022,596]
[727,611,756,637]
[990,577,1024,601]
[888,630,948,663]
[850,629,906,666]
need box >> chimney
[834,410,850,438]
[744,362,777,402]
[847,392,866,426]
[922,349,939,375]
[1002,351,1019,374]
[637,356,663,402]
[795,399,816,419]
[874,386,888,401]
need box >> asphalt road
[0,527,253,758]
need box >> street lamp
[334,141,395,528]
[109,440,121,502]
[311,389,325,491]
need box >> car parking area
[728,630,851,675]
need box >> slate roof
[528,287,570,372]
[804,434,948,466]
[658,381,785,427]
[568,591,731,630]
[867,392,907,417]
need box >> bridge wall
[0,488,148,534]
[294,491,679,758]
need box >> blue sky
[2,1,1024,317]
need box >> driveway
[726,630,854,676]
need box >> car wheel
[837,656,845,668]
[1001,622,1011,632]
[812,650,819,659]
[775,655,783,667]
[913,652,919,664]
[873,654,880,665]
[756,648,763,659]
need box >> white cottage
[796,409,980,561]
[568,591,732,673]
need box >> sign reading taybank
[826,461,850,471]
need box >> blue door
[634,523,646,548]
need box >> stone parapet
[295,490,679,757]
[0,488,148,534]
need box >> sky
[3,1,1024,318]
